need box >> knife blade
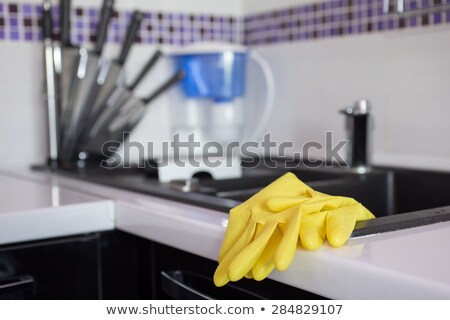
[83,70,185,157]
[56,0,79,141]
[83,10,144,133]
[42,0,60,167]
[84,49,163,140]
[61,0,114,162]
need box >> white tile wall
[384,27,450,159]
[251,25,450,171]
[0,40,176,167]
[253,34,387,161]
[1,0,449,171]
[0,42,48,167]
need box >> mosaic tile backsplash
[0,1,449,46]
[244,0,450,45]
[0,1,239,44]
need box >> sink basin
[200,166,353,200]
[215,167,450,217]
[211,166,450,236]
[311,168,450,217]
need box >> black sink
[308,168,450,217]
[211,166,450,236]
[215,167,450,217]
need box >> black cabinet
[0,231,152,300]
[0,234,101,299]
[0,231,325,300]
[152,241,325,300]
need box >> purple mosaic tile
[88,8,97,17]
[244,0,450,45]
[409,16,418,27]
[376,20,383,30]
[0,29,4,39]
[9,16,17,27]
[24,30,32,40]
[433,12,442,23]
[22,4,31,15]
[1,0,449,45]
[9,29,19,40]
[0,1,239,44]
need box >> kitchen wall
[0,0,241,167]
[0,0,449,171]
[242,0,450,171]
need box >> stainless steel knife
[55,0,79,143]
[42,0,60,168]
[61,0,114,162]
[83,70,185,157]
[85,49,163,140]
[83,10,144,135]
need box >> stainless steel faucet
[340,99,372,173]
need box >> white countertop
[1,168,450,299]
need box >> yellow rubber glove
[267,194,374,249]
[213,173,375,287]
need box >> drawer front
[0,234,101,299]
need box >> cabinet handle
[161,271,213,299]
[0,275,35,299]
[161,270,267,300]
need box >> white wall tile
[0,42,48,167]
[384,27,450,159]
[253,34,386,162]
[1,0,450,172]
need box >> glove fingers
[274,206,302,271]
[214,221,259,287]
[227,221,278,282]
[218,209,252,261]
[219,207,272,262]
[300,212,327,250]
[326,206,358,247]
[219,172,309,262]
[300,196,357,214]
[245,221,268,280]
[252,226,283,281]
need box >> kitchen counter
[0,173,114,245]
[1,167,450,299]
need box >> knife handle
[128,49,163,91]
[94,0,114,56]
[42,0,53,40]
[142,70,185,104]
[117,10,143,66]
[60,0,71,46]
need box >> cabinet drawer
[0,234,101,299]
[153,242,325,300]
